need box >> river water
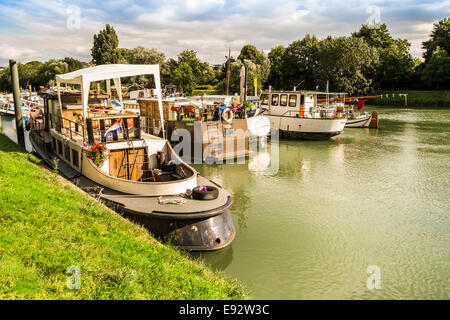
[1,109,448,299]
[193,107,450,300]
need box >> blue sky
[0,0,448,66]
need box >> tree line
[0,18,448,95]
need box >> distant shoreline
[367,90,450,108]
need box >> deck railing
[49,113,86,141]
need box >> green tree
[267,45,286,89]
[19,61,44,89]
[353,24,414,90]
[162,50,214,93]
[422,18,450,63]
[216,59,263,96]
[177,50,212,84]
[315,36,379,95]
[232,45,270,94]
[39,59,69,86]
[172,62,195,95]
[238,45,259,62]
[352,24,394,48]
[124,47,166,88]
[63,57,83,72]
[91,24,120,65]
[128,46,165,65]
[281,34,320,90]
[117,48,131,63]
[422,46,450,89]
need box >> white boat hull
[266,115,346,139]
[345,114,372,128]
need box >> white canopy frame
[55,64,165,140]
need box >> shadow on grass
[0,133,42,167]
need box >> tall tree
[39,59,69,86]
[238,45,259,62]
[172,62,195,95]
[63,57,83,72]
[128,46,165,65]
[422,18,450,63]
[352,24,394,48]
[126,47,166,88]
[91,24,120,65]
[315,36,379,95]
[267,45,286,89]
[353,24,414,90]
[281,34,320,90]
[117,48,131,63]
[422,46,450,89]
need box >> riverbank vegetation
[0,133,246,299]
[368,90,450,108]
[0,19,448,97]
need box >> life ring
[222,108,233,123]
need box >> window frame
[271,94,279,106]
[289,94,297,108]
[260,94,269,105]
[280,94,288,107]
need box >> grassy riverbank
[368,90,450,108]
[0,133,246,299]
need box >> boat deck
[30,131,232,219]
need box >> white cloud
[0,44,39,61]
[0,0,448,66]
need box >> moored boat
[28,64,236,251]
[137,94,270,163]
[345,112,372,127]
[259,90,347,139]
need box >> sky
[0,0,448,66]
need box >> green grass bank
[368,90,450,108]
[0,133,246,299]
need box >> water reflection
[190,246,234,271]
[195,107,450,299]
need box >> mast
[226,48,231,96]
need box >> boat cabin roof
[53,64,166,139]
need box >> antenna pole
[226,48,231,96]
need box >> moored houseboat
[137,95,270,163]
[28,64,235,251]
[259,90,347,139]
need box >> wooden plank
[109,149,128,179]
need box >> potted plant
[84,143,110,168]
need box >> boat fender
[222,108,233,124]
[192,185,219,200]
[156,150,166,168]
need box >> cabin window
[57,140,63,156]
[72,149,79,168]
[261,94,269,105]
[280,94,288,106]
[289,95,297,107]
[64,145,70,161]
[300,95,305,105]
[271,94,279,106]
